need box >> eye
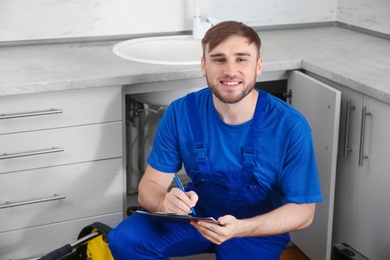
[237,58,247,62]
[213,58,225,63]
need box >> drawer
[0,158,123,233]
[0,121,122,173]
[0,86,122,135]
[0,212,123,260]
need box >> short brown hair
[202,21,261,58]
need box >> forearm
[137,165,174,212]
[235,203,315,237]
[138,179,167,212]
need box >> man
[108,21,322,259]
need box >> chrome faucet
[192,0,220,39]
[192,16,211,39]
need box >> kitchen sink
[113,35,203,65]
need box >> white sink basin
[113,35,203,65]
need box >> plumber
[108,21,322,260]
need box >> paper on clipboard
[132,210,219,224]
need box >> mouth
[220,80,242,89]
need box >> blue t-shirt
[147,88,322,207]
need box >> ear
[201,57,207,76]
[256,56,263,77]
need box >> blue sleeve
[280,125,322,205]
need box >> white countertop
[0,25,389,103]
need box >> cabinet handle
[0,108,63,120]
[0,194,66,209]
[343,100,355,158]
[358,106,371,166]
[283,89,292,105]
[0,147,64,160]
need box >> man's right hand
[163,188,198,214]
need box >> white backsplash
[337,0,390,35]
[0,0,388,42]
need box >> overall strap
[186,93,210,172]
[243,91,268,173]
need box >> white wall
[0,0,388,43]
[337,0,390,35]
[0,0,337,42]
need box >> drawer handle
[0,147,64,160]
[0,194,66,209]
[358,106,371,166]
[0,108,63,120]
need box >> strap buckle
[194,141,207,160]
[243,147,255,169]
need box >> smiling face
[201,35,263,104]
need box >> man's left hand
[191,215,240,245]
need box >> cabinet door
[0,86,122,134]
[354,95,390,259]
[0,213,123,260]
[0,159,123,232]
[330,82,363,246]
[287,71,341,260]
[0,122,122,173]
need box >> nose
[223,61,238,77]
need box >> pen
[173,175,196,215]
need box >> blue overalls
[108,91,290,259]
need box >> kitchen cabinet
[307,72,390,260]
[354,95,390,259]
[287,71,341,260]
[0,86,125,259]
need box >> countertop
[0,25,389,103]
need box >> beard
[206,75,257,104]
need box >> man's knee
[108,223,140,258]
[108,219,162,259]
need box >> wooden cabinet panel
[0,122,122,173]
[0,86,121,135]
[331,83,363,246]
[0,86,124,260]
[354,95,390,259]
[0,213,123,260]
[0,158,123,232]
[287,71,341,260]
[306,72,390,260]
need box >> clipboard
[132,210,219,225]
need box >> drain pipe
[125,96,134,194]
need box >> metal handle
[71,231,100,248]
[0,108,63,120]
[0,147,64,160]
[0,194,66,209]
[283,89,292,104]
[358,106,371,166]
[343,100,355,158]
